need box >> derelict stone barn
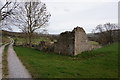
[54,27,93,56]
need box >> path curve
[8,38,31,78]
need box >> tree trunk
[0,10,1,22]
[28,33,32,47]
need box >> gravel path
[8,43,32,78]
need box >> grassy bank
[14,43,118,78]
[2,44,9,78]
[0,43,2,47]
[88,41,99,45]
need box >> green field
[14,43,119,78]
[13,37,53,45]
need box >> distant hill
[2,30,23,37]
[2,29,119,41]
[2,30,59,39]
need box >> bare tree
[0,1,19,21]
[0,1,18,44]
[13,2,51,47]
[0,1,19,30]
[93,23,119,45]
[0,2,11,21]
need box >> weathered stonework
[54,31,75,56]
[54,26,95,56]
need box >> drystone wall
[35,41,54,52]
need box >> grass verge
[14,42,118,78]
[2,44,9,78]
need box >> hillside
[2,30,24,38]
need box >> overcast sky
[41,0,118,34]
[1,0,119,34]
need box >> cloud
[46,2,118,34]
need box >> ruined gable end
[74,27,88,56]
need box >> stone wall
[36,41,54,52]
[54,26,96,56]
[54,31,75,56]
